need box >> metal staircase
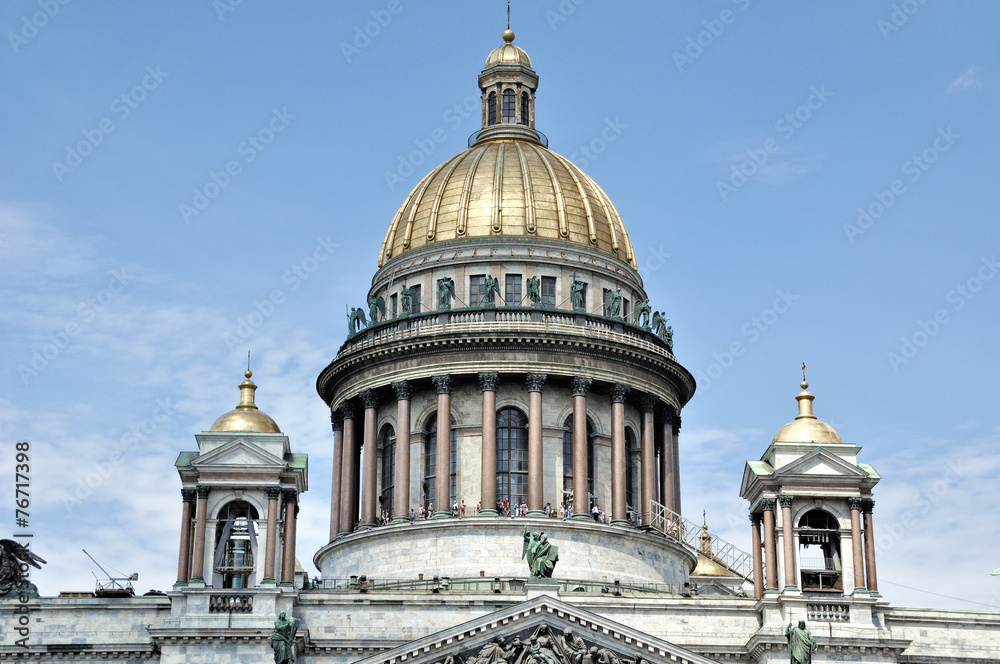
[646,500,755,583]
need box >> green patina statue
[482,274,500,307]
[270,611,299,664]
[570,273,586,313]
[438,277,456,310]
[633,298,651,328]
[522,528,559,579]
[785,620,817,664]
[526,276,542,307]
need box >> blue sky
[1,3,998,609]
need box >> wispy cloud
[948,66,981,94]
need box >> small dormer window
[502,89,515,123]
[488,91,497,126]
[521,92,529,125]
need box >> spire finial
[502,3,515,43]
[507,1,510,30]
[800,361,807,389]
[246,350,252,379]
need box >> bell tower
[474,28,543,146]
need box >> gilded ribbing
[457,145,490,236]
[579,168,620,253]
[427,152,466,242]
[491,142,505,233]
[514,142,536,234]
[381,169,434,265]
[531,145,567,237]
[551,151,597,245]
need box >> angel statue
[437,277,456,310]
[368,293,386,324]
[347,307,369,338]
[526,276,542,307]
[400,283,415,315]
[482,274,501,307]
[603,288,622,318]
[633,298,651,328]
[0,539,46,597]
[651,311,668,339]
[522,528,559,579]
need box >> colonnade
[327,372,682,537]
[176,485,299,586]
[748,495,878,599]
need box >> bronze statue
[569,274,586,313]
[651,311,668,338]
[526,276,542,307]
[400,283,415,315]
[664,325,673,353]
[347,307,368,338]
[785,620,817,664]
[368,293,386,324]
[269,611,299,664]
[0,539,45,597]
[603,288,622,318]
[482,274,500,307]
[522,528,559,579]
[633,298,651,327]
[438,277,456,310]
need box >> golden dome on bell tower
[210,367,281,434]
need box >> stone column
[189,485,210,583]
[338,404,357,536]
[262,487,281,583]
[176,488,195,584]
[778,494,796,590]
[847,497,866,593]
[280,491,298,585]
[639,394,658,528]
[478,372,499,516]
[571,377,592,521]
[862,498,879,594]
[750,513,764,599]
[432,375,453,518]
[671,415,682,515]
[391,381,412,524]
[329,410,344,541]
[761,498,778,592]
[610,383,630,526]
[659,406,677,514]
[359,389,379,528]
[525,373,547,517]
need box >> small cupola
[475,28,542,146]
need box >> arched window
[520,91,529,125]
[488,91,497,126]
[213,501,259,589]
[424,413,457,511]
[625,427,636,517]
[561,415,594,509]
[379,424,395,520]
[497,407,528,507]
[502,89,515,123]
[798,509,843,592]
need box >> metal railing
[647,500,754,583]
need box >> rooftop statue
[368,293,387,324]
[526,276,542,307]
[633,298,651,328]
[400,283,416,315]
[785,620,817,664]
[569,274,586,313]
[269,611,299,664]
[603,288,622,318]
[347,307,369,339]
[0,539,46,597]
[438,277,456,310]
[522,528,559,579]
[482,274,500,307]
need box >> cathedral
[2,28,998,664]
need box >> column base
[431,511,453,519]
[852,587,869,594]
[610,518,631,527]
[526,509,547,518]
[336,531,351,539]
[357,522,375,531]
[477,509,499,517]
[764,587,780,595]
[187,578,206,589]
[279,581,294,588]
[570,514,591,522]
[869,591,882,597]
[260,577,277,585]
[173,580,188,587]
[390,516,412,525]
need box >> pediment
[352,595,719,664]
[190,438,286,470]
[775,449,867,479]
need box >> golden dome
[771,379,842,445]
[210,369,281,434]
[379,137,637,268]
[691,521,735,577]
[485,29,532,68]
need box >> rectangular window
[541,276,556,307]
[410,285,422,314]
[505,274,522,306]
[390,293,398,317]
[622,297,630,321]
[469,274,486,307]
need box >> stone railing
[308,576,680,596]
[807,602,850,622]
[339,307,673,360]
[208,594,254,613]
